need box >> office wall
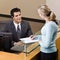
[0,0,46,19]
[46,0,60,20]
[0,16,44,33]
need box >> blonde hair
[38,5,56,21]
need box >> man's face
[13,12,22,24]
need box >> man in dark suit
[4,7,33,51]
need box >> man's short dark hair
[10,7,21,17]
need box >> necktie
[17,25,21,39]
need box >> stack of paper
[11,44,24,51]
[20,37,39,44]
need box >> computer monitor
[0,32,12,36]
[0,32,12,50]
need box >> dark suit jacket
[4,20,33,42]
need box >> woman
[31,5,58,60]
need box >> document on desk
[11,42,24,52]
[20,36,40,43]
[11,44,24,51]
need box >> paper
[11,43,24,51]
[20,36,40,43]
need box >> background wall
[46,0,60,20]
[0,0,46,19]
[0,0,60,20]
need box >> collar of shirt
[13,21,21,31]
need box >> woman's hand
[29,35,35,40]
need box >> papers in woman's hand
[20,37,39,43]
[20,37,39,44]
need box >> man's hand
[14,41,24,46]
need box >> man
[4,7,33,51]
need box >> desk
[0,32,60,60]
[0,51,25,60]
[0,43,40,60]
[56,32,60,60]
[0,46,40,60]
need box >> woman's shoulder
[47,21,57,26]
[45,21,57,29]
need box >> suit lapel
[11,21,17,34]
[21,21,24,34]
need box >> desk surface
[0,32,60,60]
[0,51,25,60]
[0,46,40,60]
[0,42,40,60]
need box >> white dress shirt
[13,21,21,31]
